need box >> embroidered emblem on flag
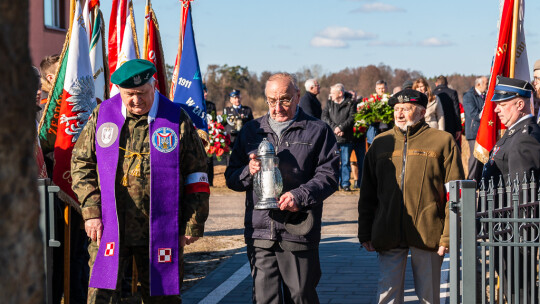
[158,248,172,263]
[104,242,115,257]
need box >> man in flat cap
[71,59,210,303]
[358,88,464,304]
[223,89,254,148]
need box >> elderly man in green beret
[71,59,210,303]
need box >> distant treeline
[167,63,481,114]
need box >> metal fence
[38,178,60,304]
[449,174,540,304]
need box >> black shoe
[343,186,351,192]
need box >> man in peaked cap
[482,76,540,185]
[358,88,464,303]
[223,89,254,147]
[481,76,540,303]
[71,59,210,303]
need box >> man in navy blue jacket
[225,72,339,304]
[463,76,487,181]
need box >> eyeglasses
[267,97,294,107]
[533,77,540,83]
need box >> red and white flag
[474,0,529,163]
[110,1,140,96]
[169,1,190,99]
[53,0,97,205]
[143,0,168,94]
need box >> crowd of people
[34,54,540,303]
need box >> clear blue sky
[98,0,540,79]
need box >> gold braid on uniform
[119,147,150,186]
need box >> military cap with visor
[491,76,533,102]
[229,89,241,97]
[388,88,428,108]
[110,59,156,88]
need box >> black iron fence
[449,173,540,304]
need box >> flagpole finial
[181,0,193,8]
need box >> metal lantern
[253,138,283,209]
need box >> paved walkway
[183,235,450,304]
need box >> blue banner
[172,7,207,132]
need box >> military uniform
[72,103,209,303]
[482,115,540,184]
[480,76,540,303]
[223,105,253,146]
[71,60,209,303]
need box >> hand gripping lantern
[253,138,283,209]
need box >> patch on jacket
[408,149,438,158]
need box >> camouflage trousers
[87,241,184,304]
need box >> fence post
[449,180,461,304]
[39,179,61,304]
[460,180,477,304]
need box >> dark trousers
[206,156,214,186]
[467,139,483,181]
[52,203,90,304]
[247,244,321,304]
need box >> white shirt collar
[475,88,483,96]
[120,90,159,123]
[233,105,241,110]
[508,114,533,130]
[148,90,159,123]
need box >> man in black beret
[358,88,464,303]
[481,76,540,302]
[71,59,210,303]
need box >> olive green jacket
[358,121,464,251]
[71,104,209,246]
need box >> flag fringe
[150,7,169,94]
[97,8,110,100]
[129,1,141,59]
[473,143,490,164]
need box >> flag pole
[509,0,520,77]
[64,3,77,303]
[69,0,76,29]
[143,0,150,59]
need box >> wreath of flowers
[353,93,393,137]
[207,115,231,160]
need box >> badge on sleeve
[152,127,178,153]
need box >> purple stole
[90,93,181,296]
